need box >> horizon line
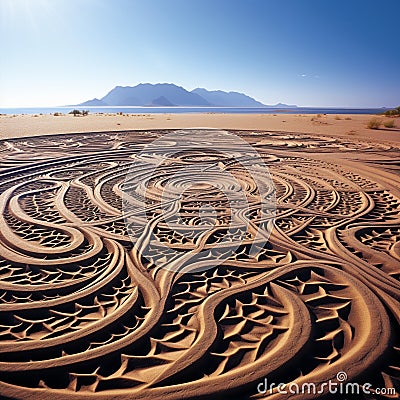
[0,105,394,110]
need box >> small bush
[383,119,396,128]
[384,106,400,116]
[345,117,352,120]
[334,115,341,120]
[384,110,396,116]
[53,112,62,116]
[68,109,88,116]
[367,118,382,129]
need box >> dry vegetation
[383,119,396,128]
[367,117,382,130]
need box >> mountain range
[77,83,297,108]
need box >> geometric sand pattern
[0,130,399,399]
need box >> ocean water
[0,106,387,115]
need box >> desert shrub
[367,118,382,129]
[383,119,396,128]
[384,106,400,116]
[345,117,352,120]
[82,110,89,116]
[53,112,62,116]
[334,115,341,120]
[69,109,82,116]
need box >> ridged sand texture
[0,129,399,399]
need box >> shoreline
[1,112,399,143]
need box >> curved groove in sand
[0,129,398,400]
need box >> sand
[0,118,399,399]
[1,112,400,143]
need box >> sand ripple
[0,129,399,399]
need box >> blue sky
[1,0,399,107]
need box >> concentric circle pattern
[122,130,276,273]
[0,129,399,400]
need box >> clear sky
[1,0,399,107]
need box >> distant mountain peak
[77,83,297,108]
[191,88,266,107]
[150,96,176,106]
[78,98,108,106]
[270,102,298,108]
[95,83,211,107]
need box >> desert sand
[0,117,399,399]
[1,112,400,143]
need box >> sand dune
[0,125,399,399]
